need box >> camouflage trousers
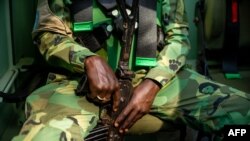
[12,69,250,141]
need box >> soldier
[12,0,250,140]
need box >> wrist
[143,79,161,94]
[144,78,161,89]
[84,55,99,71]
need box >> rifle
[76,0,139,140]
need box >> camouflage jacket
[33,0,190,87]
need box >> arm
[145,0,191,86]
[115,0,190,132]
[37,32,96,73]
[34,0,120,108]
[33,0,95,73]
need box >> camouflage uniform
[12,0,250,141]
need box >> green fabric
[224,73,241,79]
[32,0,190,86]
[11,0,250,141]
[73,21,93,32]
[12,69,250,140]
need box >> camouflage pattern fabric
[32,0,190,86]
[12,69,250,141]
[150,68,250,134]
[12,0,250,140]
[12,79,99,141]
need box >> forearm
[145,27,190,86]
[145,0,190,87]
[37,32,96,73]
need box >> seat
[195,0,250,79]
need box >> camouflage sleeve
[34,0,96,73]
[38,32,96,73]
[145,0,191,86]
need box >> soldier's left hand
[114,79,160,133]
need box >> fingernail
[114,122,119,127]
[113,108,117,112]
[119,129,123,133]
[125,129,129,132]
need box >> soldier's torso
[33,0,163,70]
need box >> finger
[98,91,111,104]
[94,83,111,103]
[112,86,121,111]
[127,113,143,130]
[98,73,116,101]
[106,74,117,104]
[96,95,110,103]
[120,110,138,131]
[114,105,132,128]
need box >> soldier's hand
[84,56,120,111]
[114,79,160,133]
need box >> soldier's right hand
[84,56,120,111]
